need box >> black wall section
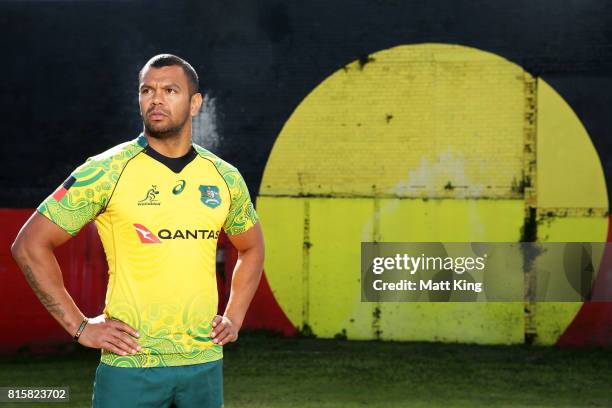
[1,0,611,207]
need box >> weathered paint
[257,44,609,345]
[533,78,609,345]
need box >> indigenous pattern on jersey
[37,133,259,367]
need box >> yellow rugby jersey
[37,133,259,367]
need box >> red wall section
[0,209,108,353]
[3,208,611,353]
[0,209,295,355]
[556,216,612,347]
[217,232,296,336]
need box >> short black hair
[138,54,199,96]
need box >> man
[11,54,265,407]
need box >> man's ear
[190,92,203,116]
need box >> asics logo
[173,180,186,195]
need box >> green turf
[0,334,610,407]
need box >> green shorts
[92,359,223,408]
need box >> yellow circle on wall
[257,43,608,345]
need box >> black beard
[144,121,183,139]
[143,114,189,140]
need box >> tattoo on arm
[22,264,66,320]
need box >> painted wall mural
[2,2,612,351]
[257,44,609,345]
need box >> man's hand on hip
[78,314,141,356]
[211,315,239,346]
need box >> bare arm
[11,212,141,356]
[12,212,83,334]
[211,222,265,345]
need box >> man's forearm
[12,244,85,335]
[223,245,264,327]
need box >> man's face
[139,65,195,139]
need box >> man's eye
[167,88,177,94]
[141,89,150,94]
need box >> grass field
[0,333,610,407]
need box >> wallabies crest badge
[199,185,221,208]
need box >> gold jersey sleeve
[37,138,146,236]
[193,144,259,235]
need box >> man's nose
[151,89,165,104]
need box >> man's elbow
[258,242,265,266]
[252,240,265,264]
[240,242,265,270]
[11,233,38,263]
[11,236,27,262]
